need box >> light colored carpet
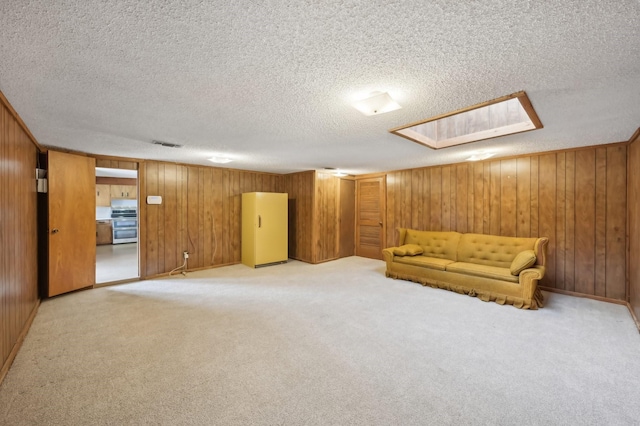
[1,257,639,425]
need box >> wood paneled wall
[140,162,283,277]
[0,93,39,381]
[95,158,137,170]
[282,171,351,264]
[385,144,627,300]
[282,171,315,263]
[313,172,341,263]
[628,130,640,328]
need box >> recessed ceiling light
[390,91,542,149]
[323,167,348,177]
[353,92,402,116]
[208,157,233,164]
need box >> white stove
[111,207,138,244]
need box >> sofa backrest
[457,233,544,268]
[401,229,462,261]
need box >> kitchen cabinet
[110,184,136,199]
[96,220,113,245]
[96,184,111,206]
[241,192,288,267]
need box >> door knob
[51,228,59,234]
[379,222,383,226]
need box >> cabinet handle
[258,215,262,228]
[51,228,59,234]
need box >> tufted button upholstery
[403,230,462,261]
[457,233,539,268]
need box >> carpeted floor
[1,257,639,425]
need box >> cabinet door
[110,184,137,199]
[123,185,137,199]
[110,185,123,199]
[96,184,111,206]
[96,221,113,245]
[255,193,288,265]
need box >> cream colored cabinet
[241,192,288,268]
[96,184,111,207]
[110,185,136,199]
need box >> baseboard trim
[0,299,40,386]
[312,256,341,265]
[627,302,640,334]
[539,286,627,306]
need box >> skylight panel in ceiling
[389,91,542,149]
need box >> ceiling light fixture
[324,167,348,177]
[353,92,402,116]
[465,152,495,162]
[208,157,233,164]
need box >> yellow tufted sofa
[382,229,549,309]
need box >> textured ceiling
[1,1,639,174]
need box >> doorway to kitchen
[95,166,139,284]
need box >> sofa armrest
[382,248,395,268]
[518,265,545,298]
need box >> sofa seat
[395,255,454,271]
[446,262,519,283]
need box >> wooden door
[356,176,386,259]
[48,151,96,297]
[339,179,355,258]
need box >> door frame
[93,156,142,285]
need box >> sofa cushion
[393,244,424,256]
[457,233,538,268]
[403,230,461,261]
[510,250,537,275]
[395,255,455,271]
[445,262,519,283]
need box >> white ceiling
[1,1,639,175]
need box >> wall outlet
[183,251,189,259]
